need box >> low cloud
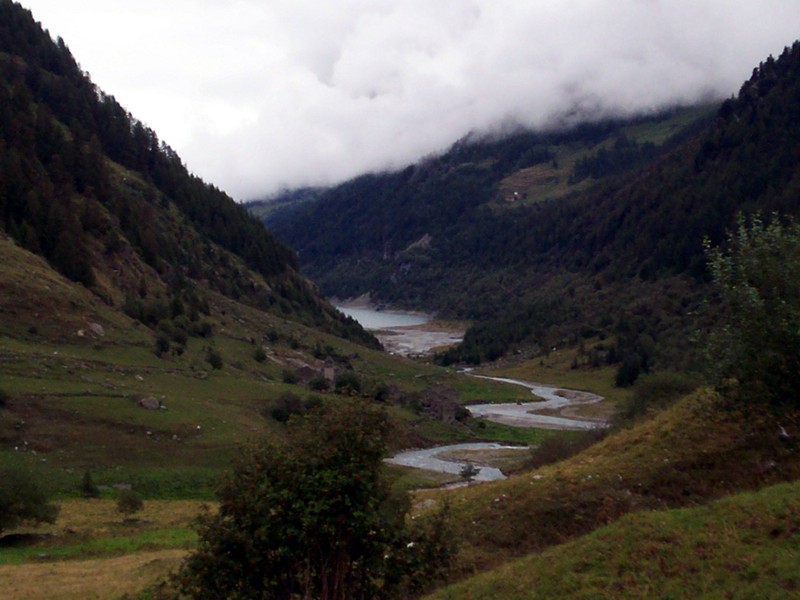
[23,0,800,199]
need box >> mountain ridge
[0,0,375,347]
[262,41,800,369]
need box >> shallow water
[387,375,606,483]
[386,442,527,482]
[336,306,429,330]
[466,374,606,430]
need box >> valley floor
[0,499,205,600]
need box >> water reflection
[337,306,429,330]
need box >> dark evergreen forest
[266,41,800,369]
[0,0,375,345]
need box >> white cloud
[21,0,800,199]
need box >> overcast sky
[20,1,800,200]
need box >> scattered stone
[323,358,336,383]
[137,396,161,410]
[414,499,437,512]
[88,322,105,337]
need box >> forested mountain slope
[265,41,800,367]
[265,106,711,305]
[0,0,372,346]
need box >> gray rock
[137,396,161,410]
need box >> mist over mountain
[265,40,800,368]
[21,0,800,199]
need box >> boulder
[137,396,161,410]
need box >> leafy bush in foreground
[178,399,453,599]
[705,215,800,407]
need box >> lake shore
[333,297,465,356]
[375,321,466,356]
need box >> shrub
[0,388,9,409]
[304,395,323,413]
[371,381,391,403]
[117,489,144,516]
[269,392,304,423]
[613,372,701,426]
[281,368,299,384]
[525,428,607,470]
[0,466,59,534]
[157,320,174,338]
[154,332,170,357]
[615,355,646,387]
[79,470,100,499]
[454,405,471,422]
[704,215,800,407]
[171,322,188,346]
[205,347,223,370]
[194,321,213,338]
[308,374,329,391]
[334,371,362,395]
[177,399,453,599]
[253,346,267,363]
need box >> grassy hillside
[265,106,712,311]
[0,231,552,498]
[413,388,800,576]
[427,479,800,599]
[490,104,714,209]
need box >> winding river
[465,375,606,431]
[341,306,607,482]
[385,442,524,482]
[388,374,607,482]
